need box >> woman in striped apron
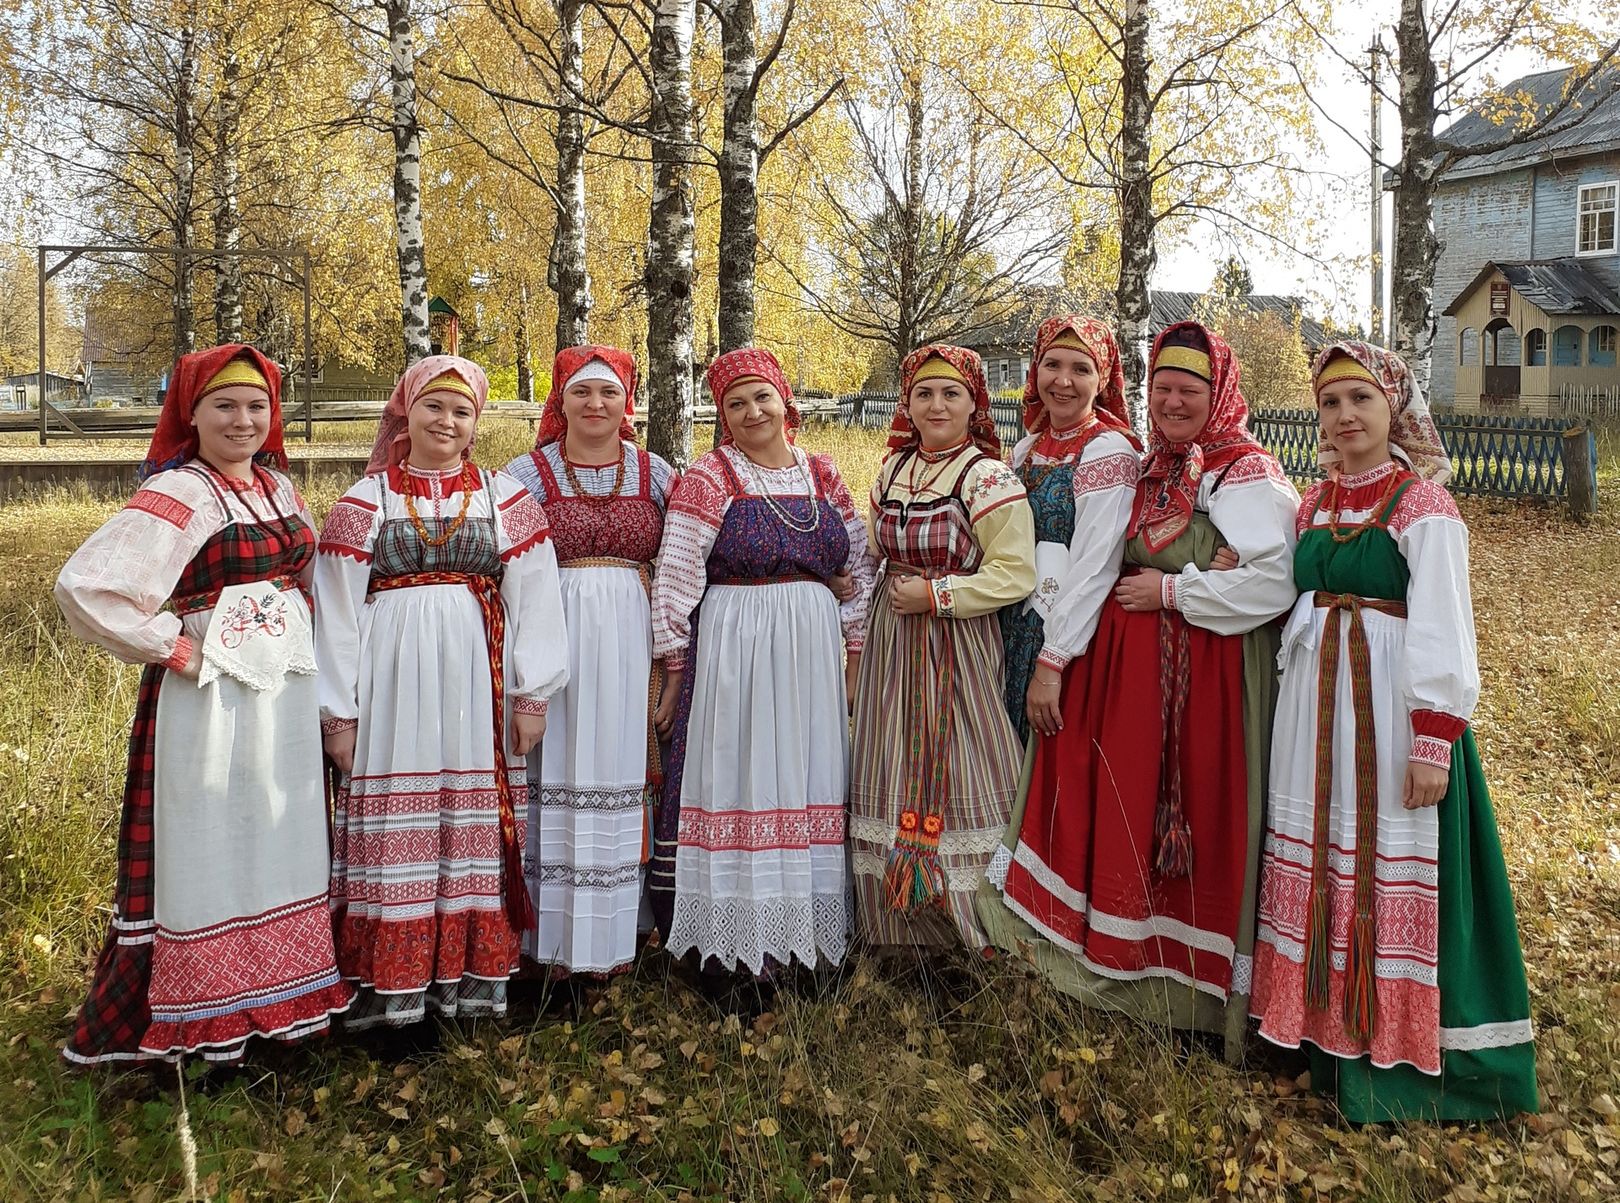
[849,344,1036,954]
[505,346,677,979]
[649,347,873,982]
[1249,340,1538,1120]
[56,344,351,1065]
[315,355,570,1032]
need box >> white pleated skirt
[524,562,652,973]
[668,581,851,974]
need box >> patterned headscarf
[1129,321,1271,553]
[888,344,1001,459]
[1311,340,1451,485]
[365,354,490,474]
[706,346,801,446]
[535,345,638,449]
[140,344,286,481]
[1023,313,1134,440]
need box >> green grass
[0,427,1616,1200]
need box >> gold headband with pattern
[1153,346,1212,381]
[420,372,478,403]
[200,358,269,397]
[1315,357,1381,391]
[911,357,968,386]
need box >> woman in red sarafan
[988,322,1298,1060]
[55,344,352,1066]
[315,355,569,1031]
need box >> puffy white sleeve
[651,454,731,670]
[313,475,383,733]
[1166,454,1300,635]
[1037,432,1140,670]
[647,450,680,507]
[815,454,878,652]
[494,472,571,712]
[54,469,223,668]
[1394,481,1480,770]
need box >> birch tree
[380,0,432,364]
[211,16,244,342]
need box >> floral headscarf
[535,345,638,449]
[1311,340,1451,484]
[706,346,801,445]
[140,344,286,481]
[1129,321,1271,553]
[365,354,490,474]
[887,344,1002,459]
[1023,313,1134,440]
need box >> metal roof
[959,289,1328,353]
[1434,66,1620,182]
[1442,258,1620,316]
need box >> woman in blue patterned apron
[649,347,873,980]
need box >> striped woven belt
[884,561,943,579]
[366,569,533,931]
[560,556,645,570]
[1302,590,1409,1044]
[173,574,303,616]
[710,572,822,586]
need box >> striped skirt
[849,576,1023,951]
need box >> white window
[1577,182,1618,255]
[999,360,1012,387]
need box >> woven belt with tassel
[1303,590,1408,1043]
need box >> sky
[1152,0,1561,329]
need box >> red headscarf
[535,345,639,449]
[1129,321,1271,553]
[705,346,801,445]
[365,354,490,474]
[888,344,1001,459]
[139,343,285,481]
[1022,313,1134,440]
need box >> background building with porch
[1419,65,1620,415]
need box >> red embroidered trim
[128,489,195,530]
[1161,573,1179,611]
[320,498,378,557]
[1296,483,1327,537]
[499,530,551,563]
[1411,709,1467,743]
[511,696,548,717]
[666,458,732,528]
[1221,453,1288,486]
[1386,480,1463,536]
[1409,735,1452,770]
[1036,647,1069,671]
[930,578,953,616]
[664,651,688,672]
[498,493,551,554]
[1073,451,1139,496]
[161,635,194,672]
[386,464,488,498]
[321,716,358,736]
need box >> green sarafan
[0,426,1616,1202]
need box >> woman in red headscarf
[649,347,874,983]
[315,355,569,1032]
[848,344,1036,955]
[989,322,1297,1058]
[503,346,677,979]
[55,344,352,1066]
[994,314,1143,744]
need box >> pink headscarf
[365,354,491,474]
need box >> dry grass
[0,425,1616,1201]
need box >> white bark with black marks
[1115,0,1153,432]
[550,0,592,350]
[516,278,534,404]
[173,7,199,363]
[384,0,431,365]
[211,22,243,344]
[717,0,758,352]
[645,0,697,468]
[1390,0,1440,401]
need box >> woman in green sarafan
[1248,340,1538,1121]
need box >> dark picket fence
[833,395,1599,510]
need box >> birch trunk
[716,0,758,352]
[1390,0,1441,400]
[516,279,534,404]
[212,23,243,343]
[551,0,592,350]
[173,9,199,364]
[385,0,431,365]
[645,0,697,468]
[1115,0,1153,432]
[894,66,924,367]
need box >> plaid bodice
[169,464,315,608]
[873,449,986,575]
[371,475,501,579]
[527,447,664,564]
[705,453,850,581]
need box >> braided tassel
[1344,909,1378,1043]
[1304,882,1332,1012]
[884,812,946,911]
[1153,814,1194,879]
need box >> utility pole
[1370,37,1385,346]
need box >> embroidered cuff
[161,635,195,673]
[1161,573,1180,611]
[930,577,955,617]
[1412,709,1468,744]
[512,695,549,718]
[1409,735,1453,770]
[845,639,865,656]
[321,715,358,736]
[662,651,688,673]
[1036,646,1071,672]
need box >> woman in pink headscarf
[314,355,570,1034]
